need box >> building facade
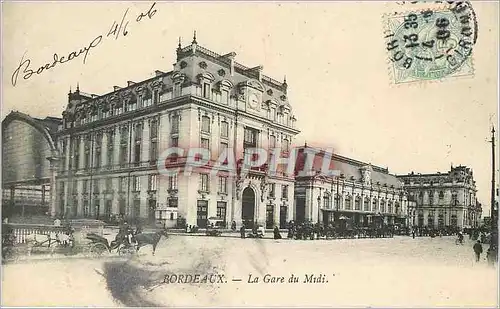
[294,146,412,227]
[2,111,61,217]
[397,165,482,229]
[56,35,299,228]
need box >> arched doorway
[242,187,255,229]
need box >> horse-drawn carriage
[85,232,136,257]
[85,226,169,257]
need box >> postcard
[1,1,498,307]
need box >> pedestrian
[240,224,246,239]
[273,226,282,240]
[473,240,483,262]
[412,229,415,239]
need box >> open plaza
[1,233,498,307]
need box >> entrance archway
[242,187,255,229]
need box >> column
[101,132,108,168]
[142,120,150,165]
[49,158,59,218]
[79,135,85,170]
[114,127,121,166]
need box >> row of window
[62,119,162,171]
[70,85,183,127]
[197,82,294,127]
[323,195,402,213]
[61,174,162,195]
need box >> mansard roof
[296,145,404,189]
[62,38,291,117]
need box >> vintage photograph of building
[1,1,498,308]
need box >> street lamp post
[489,126,497,264]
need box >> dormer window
[143,91,153,108]
[203,83,211,99]
[153,89,159,104]
[173,82,182,97]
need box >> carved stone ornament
[267,89,273,95]
[218,69,226,77]
[260,176,268,202]
[235,177,244,200]
[199,61,208,69]
[180,61,188,69]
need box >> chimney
[223,52,236,76]
[113,86,121,91]
[155,70,165,77]
[127,81,135,87]
[257,65,263,81]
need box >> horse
[134,228,168,255]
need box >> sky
[2,1,499,213]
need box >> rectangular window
[148,174,158,191]
[119,177,127,192]
[171,137,179,147]
[120,145,128,166]
[217,201,227,222]
[203,83,211,99]
[282,139,290,152]
[269,183,275,198]
[134,143,141,165]
[282,185,288,199]
[173,82,182,97]
[222,90,229,104]
[171,116,179,133]
[133,199,140,218]
[150,141,158,165]
[106,178,112,193]
[168,175,178,190]
[200,174,209,192]
[107,147,114,167]
[270,135,276,149]
[72,180,78,194]
[93,179,99,194]
[95,147,101,168]
[345,198,351,210]
[355,197,361,210]
[218,176,228,194]
[243,127,258,149]
[133,176,141,192]
[201,116,211,133]
[143,96,152,108]
[150,121,158,139]
[153,89,159,104]
[83,180,89,194]
[201,138,210,149]
[168,197,178,208]
[220,121,228,138]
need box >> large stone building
[2,111,61,217]
[294,146,413,227]
[397,165,482,229]
[55,35,299,228]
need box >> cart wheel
[90,243,108,257]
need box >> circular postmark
[385,1,478,83]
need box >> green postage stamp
[384,1,478,84]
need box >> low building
[397,165,482,229]
[294,146,411,227]
[2,111,62,218]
